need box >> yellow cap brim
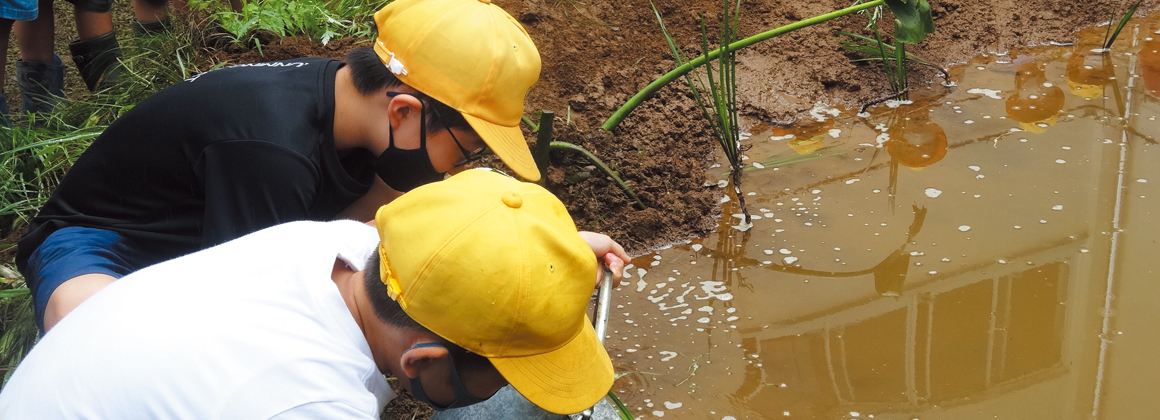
[463,113,541,181]
[488,316,614,414]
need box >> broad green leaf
[883,0,935,44]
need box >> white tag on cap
[386,51,408,76]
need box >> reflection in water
[611,12,1160,420]
[735,205,928,297]
[732,263,1068,417]
[885,109,948,169]
[1006,59,1067,133]
[1140,23,1160,98]
[774,119,836,155]
[1065,48,1114,99]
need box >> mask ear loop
[385,92,428,151]
[405,342,486,411]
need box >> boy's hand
[578,231,630,287]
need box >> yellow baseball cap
[374,169,612,414]
[373,0,542,181]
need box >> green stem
[549,142,647,210]
[533,111,554,185]
[601,0,884,131]
[895,38,907,99]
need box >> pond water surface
[606,13,1160,420]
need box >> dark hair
[364,249,493,373]
[346,48,473,133]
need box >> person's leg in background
[12,0,64,116]
[132,0,170,37]
[67,0,120,92]
[1,18,14,126]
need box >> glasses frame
[386,91,486,168]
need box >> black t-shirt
[16,58,375,272]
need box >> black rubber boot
[69,32,122,92]
[134,16,171,38]
[1,90,10,127]
[15,55,66,116]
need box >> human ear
[386,93,424,134]
[399,341,450,379]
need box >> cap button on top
[502,191,523,208]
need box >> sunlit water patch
[604,13,1160,420]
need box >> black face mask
[375,104,444,192]
[406,342,488,411]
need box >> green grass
[187,0,389,48]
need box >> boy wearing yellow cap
[16,0,569,334]
[0,169,618,418]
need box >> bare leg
[43,273,117,331]
[133,0,167,23]
[13,0,55,64]
[74,9,113,41]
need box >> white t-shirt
[0,220,394,420]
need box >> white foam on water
[784,256,798,264]
[770,134,794,141]
[828,129,841,138]
[779,249,792,255]
[959,225,971,232]
[875,133,890,145]
[969,165,981,171]
[845,178,861,184]
[664,402,683,410]
[925,188,942,198]
[691,244,703,252]
[1052,205,1063,211]
[967,88,1002,99]
[660,351,678,361]
[753,162,765,169]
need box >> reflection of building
[1006,61,1066,133]
[732,261,1068,417]
[1066,49,1114,99]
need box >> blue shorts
[0,0,38,21]
[23,226,152,331]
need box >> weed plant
[653,0,751,224]
[843,0,936,101]
[188,0,388,48]
[1103,0,1145,49]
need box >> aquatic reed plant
[1103,0,1145,49]
[653,0,751,223]
[604,0,888,131]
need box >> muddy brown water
[605,14,1160,420]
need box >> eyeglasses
[387,91,487,168]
